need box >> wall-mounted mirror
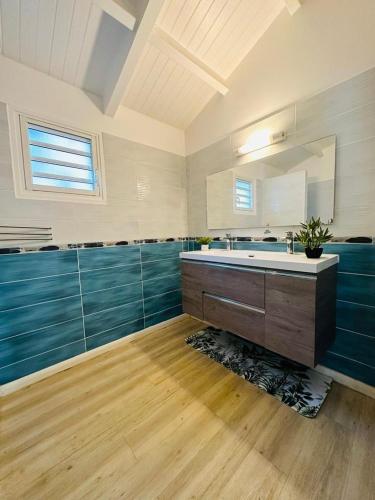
[206,135,336,229]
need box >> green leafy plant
[295,217,333,249]
[197,236,213,246]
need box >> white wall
[186,0,375,154]
[0,55,185,156]
[0,105,187,244]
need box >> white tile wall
[0,103,188,245]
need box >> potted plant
[196,236,213,251]
[295,217,333,258]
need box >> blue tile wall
[0,243,184,384]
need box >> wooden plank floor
[1,316,374,500]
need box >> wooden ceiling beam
[95,0,136,30]
[284,0,302,15]
[150,27,229,95]
[102,0,165,117]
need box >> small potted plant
[196,236,213,251]
[295,217,333,258]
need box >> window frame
[233,177,255,214]
[8,107,107,204]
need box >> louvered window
[16,114,105,202]
[234,178,254,210]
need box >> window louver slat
[26,122,96,193]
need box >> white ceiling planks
[0,0,291,129]
[123,0,285,128]
[0,0,94,86]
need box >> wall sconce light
[237,130,287,156]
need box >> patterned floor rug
[186,327,332,418]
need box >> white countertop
[179,249,339,274]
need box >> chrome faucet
[286,231,294,254]
[225,233,233,251]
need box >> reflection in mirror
[206,135,336,230]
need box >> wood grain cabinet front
[181,259,337,367]
[203,294,265,345]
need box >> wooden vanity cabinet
[181,260,337,368]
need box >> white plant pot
[201,244,209,251]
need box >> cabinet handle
[204,293,265,314]
[266,270,316,280]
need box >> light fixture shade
[237,130,287,156]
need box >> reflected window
[234,178,254,210]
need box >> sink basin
[179,249,339,274]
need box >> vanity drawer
[203,293,265,345]
[182,261,265,308]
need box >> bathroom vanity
[180,250,339,368]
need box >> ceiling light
[237,130,287,156]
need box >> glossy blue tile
[337,273,375,307]
[143,273,181,299]
[210,241,226,249]
[142,258,181,281]
[336,301,375,338]
[0,340,85,385]
[145,305,183,328]
[233,242,287,252]
[78,245,140,271]
[82,283,143,315]
[0,250,78,283]
[80,264,141,293]
[188,241,199,251]
[322,351,375,386]
[330,328,375,367]
[141,242,183,262]
[323,243,375,275]
[0,318,84,368]
[0,296,82,341]
[144,290,182,316]
[0,274,80,312]
[86,319,144,350]
[84,300,143,337]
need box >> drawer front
[203,293,265,345]
[182,260,264,308]
[265,271,317,367]
[182,278,203,319]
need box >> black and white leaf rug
[186,327,332,418]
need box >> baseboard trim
[0,314,189,397]
[2,316,373,400]
[316,364,375,399]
